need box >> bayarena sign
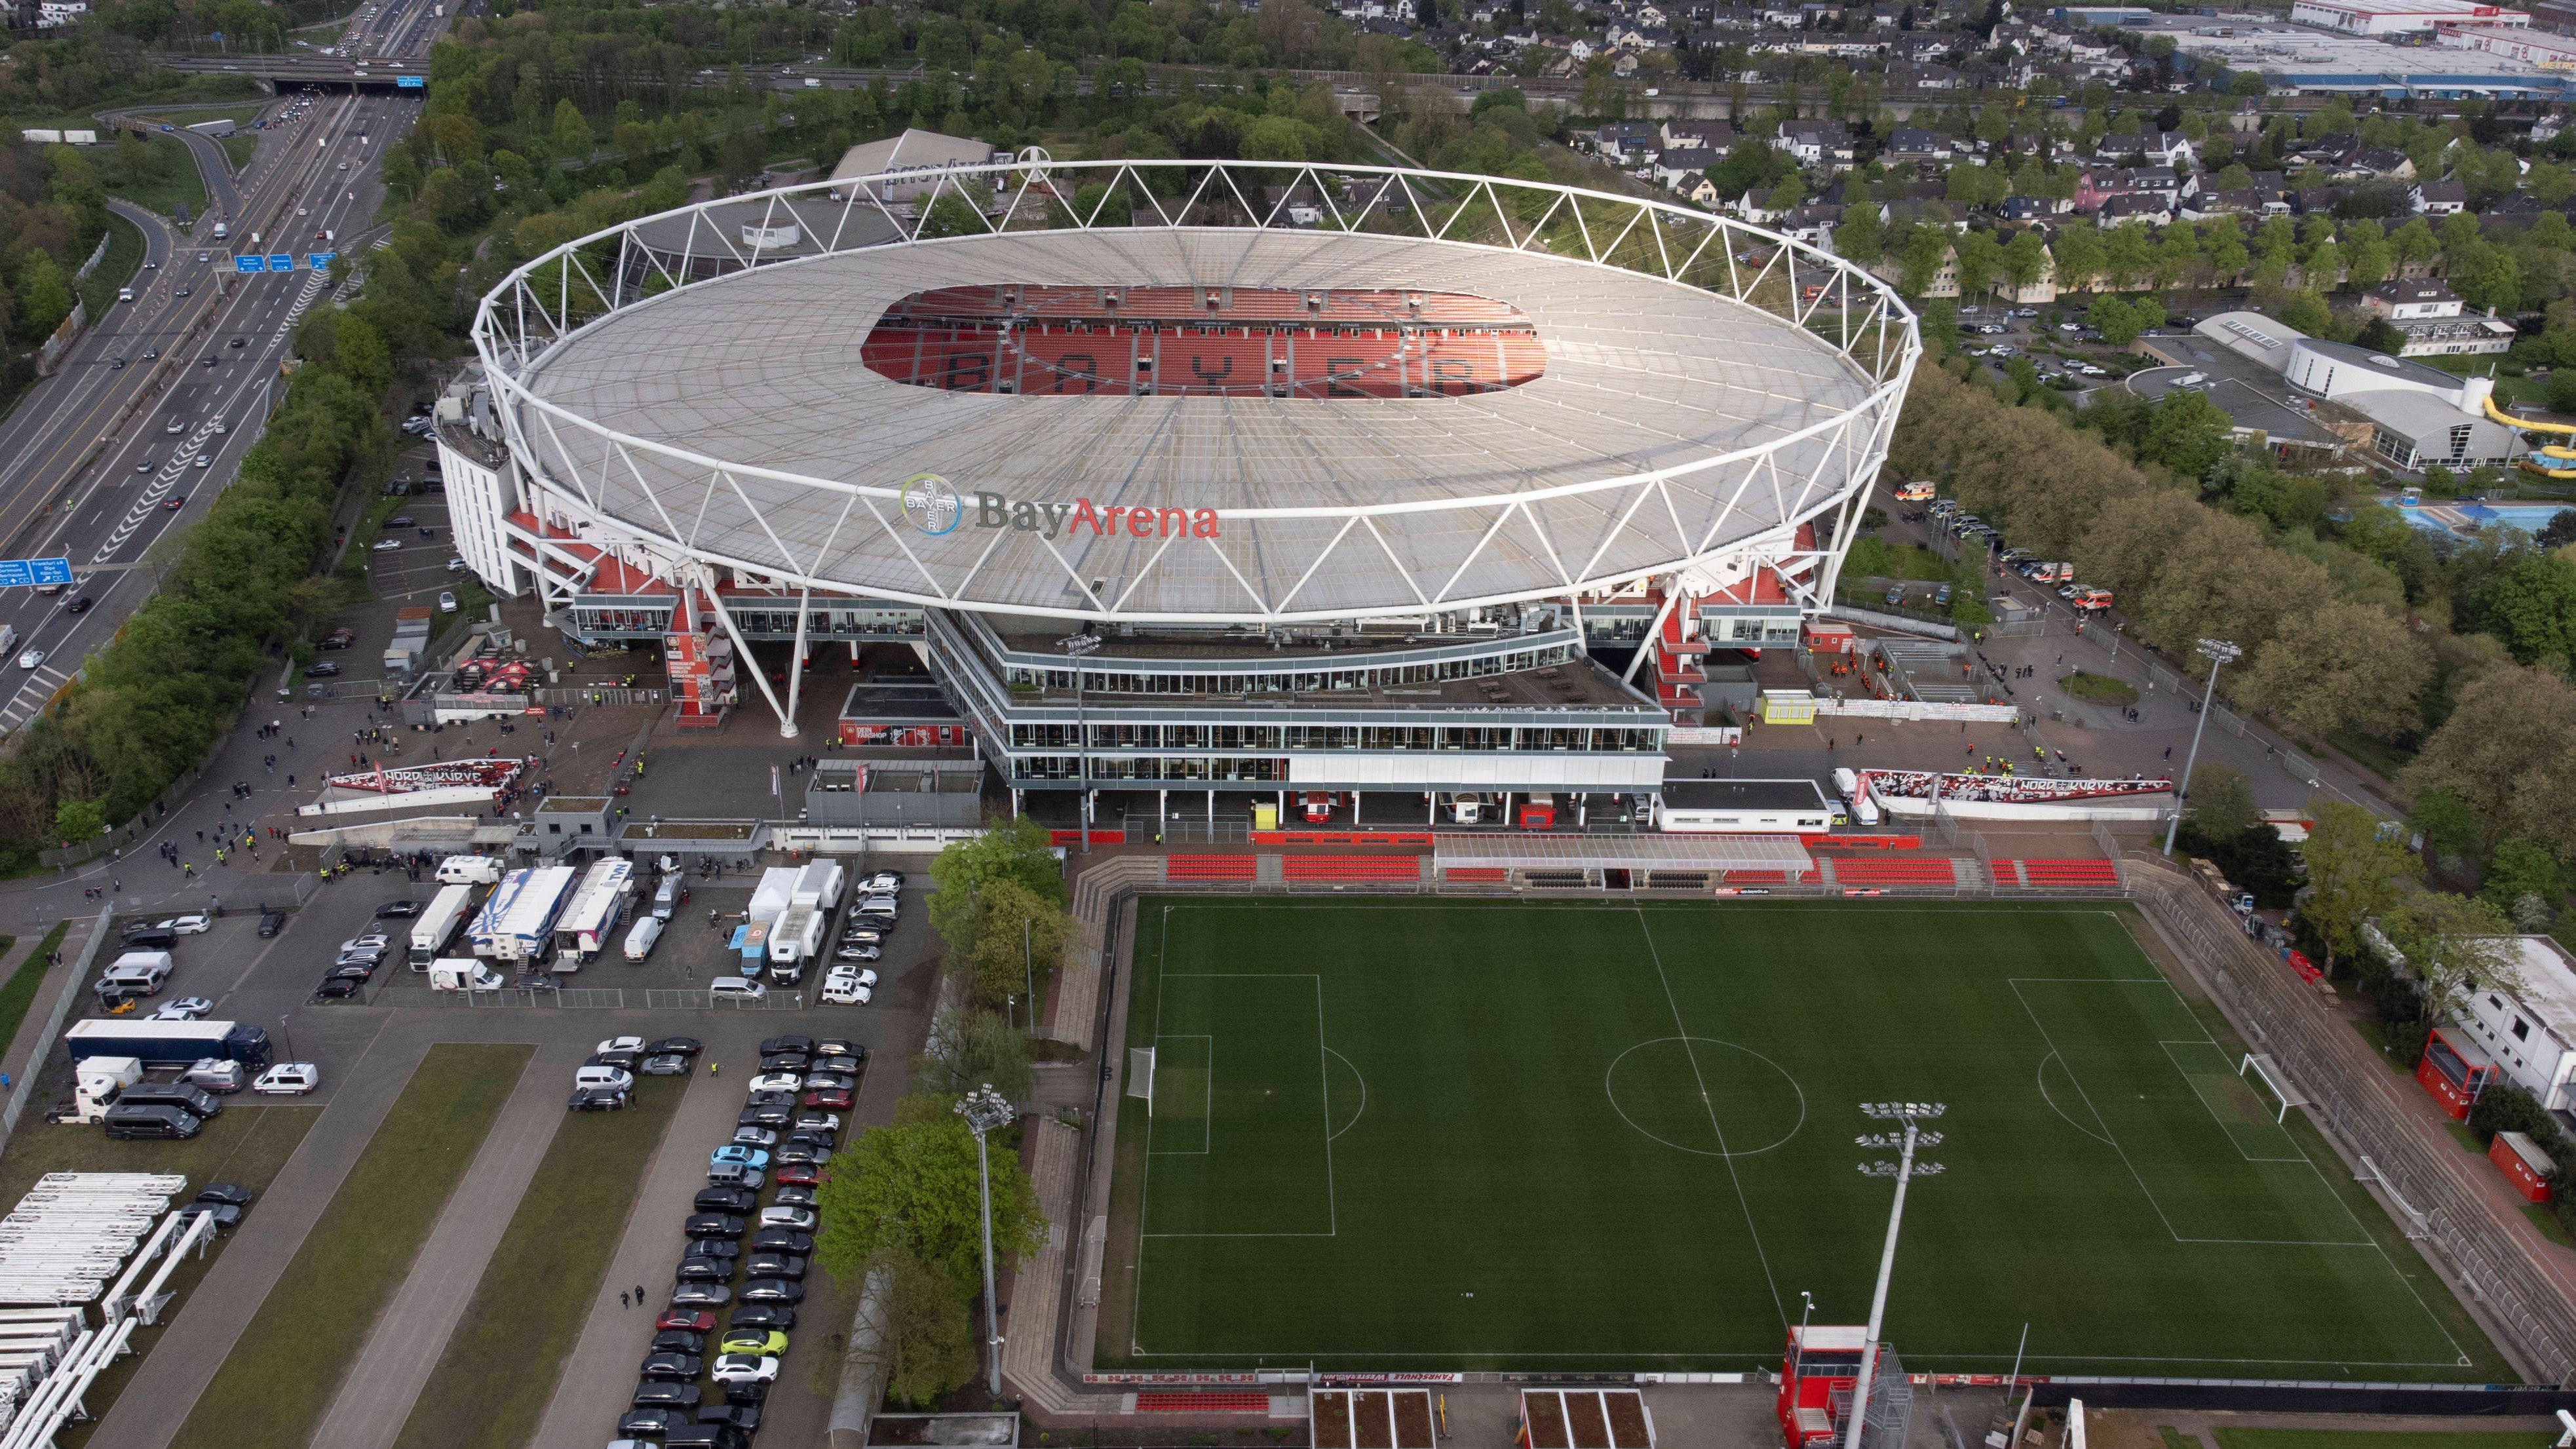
[901,473,1222,541]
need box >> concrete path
[528,1058,744,1449]
[306,1038,577,1449]
[89,1016,406,1449]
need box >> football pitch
[1095,898,2510,1378]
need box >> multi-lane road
[0,0,446,731]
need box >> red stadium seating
[1830,857,1960,887]
[1442,866,1509,883]
[2016,859,2121,887]
[1723,869,1791,885]
[1136,1393,1271,1413]
[1166,854,1258,881]
[1282,855,1423,882]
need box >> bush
[2469,1080,2558,1148]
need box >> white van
[573,1065,633,1092]
[428,958,502,992]
[650,874,681,921]
[623,916,664,961]
[436,855,505,885]
[107,950,175,982]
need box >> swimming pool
[2395,500,2571,535]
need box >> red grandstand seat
[1281,855,1423,882]
[1136,1392,1271,1413]
[1830,858,1959,886]
[2016,859,2120,886]
[1166,854,1258,882]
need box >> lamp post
[956,1083,1016,1399]
[2162,637,2241,857]
[1845,1102,1946,1449]
[1058,634,1101,853]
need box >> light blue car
[710,1145,769,1171]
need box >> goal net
[1128,1047,1155,1110]
[2239,1053,2307,1124]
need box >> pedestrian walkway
[528,1063,740,1449]
[90,1018,404,1449]
[0,915,96,1153]
[307,1039,575,1449]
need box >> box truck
[436,854,505,885]
[428,957,503,992]
[408,883,476,968]
[467,865,577,965]
[767,905,825,984]
[551,857,634,973]
[63,1020,271,1070]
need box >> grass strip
[75,212,145,322]
[170,1043,531,1449]
[0,923,66,1063]
[391,1076,683,1449]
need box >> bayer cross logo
[900,473,962,535]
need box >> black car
[174,1201,242,1233]
[811,1054,862,1075]
[648,1036,703,1057]
[632,1381,701,1410]
[374,900,423,919]
[568,1087,627,1112]
[737,1104,792,1129]
[675,1256,735,1283]
[698,1403,763,1432]
[651,1329,706,1355]
[771,1185,818,1209]
[589,1049,642,1073]
[621,1407,694,1437]
[749,1228,813,1254]
[195,1182,254,1207]
[784,1129,835,1151]
[257,910,284,938]
[758,1053,808,1075]
[122,927,178,949]
[306,661,341,678]
[683,1214,744,1239]
[641,1054,693,1077]
[621,1406,694,1437]
[739,1278,803,1304]
[63,596,91,615]
[686,1238,741,1260]
[314,976,363,1001]
[722,1380,771,1407]
[641,1352,702,1380]
[745,1089,796,1110]
[229,336,246,348]
[742,1253,806,1281]
[694,1186,756,1214]
[725,1305,795,1332]
[759,1035,816,1058]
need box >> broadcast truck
[467,865,577,966]
[550,857,634,973]
[407,883,476,969]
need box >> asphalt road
[0,0,445,733]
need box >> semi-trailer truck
[550,857,634,973]
[63,1020,271,1070]
[467,865,577,965]
[408,882,476,968]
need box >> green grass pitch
[1094,898,2510,1378]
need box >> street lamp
[2161,637,2242,857]
[955,1083,1017,1399]
[1058,634,1101,854]
[1845,1102,1945,1449]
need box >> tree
[2138,389,2234,480]
[549,98,592,160]
[2297,799,2421,975]
[2238,598,2432,739]
[52,797,100,847]
[929,815,1068,960]
[2278,289,2334,337]
[12,255,70,341]
[2000,228,2048,290]
[2052,222,2104,292]
[2476,550,2576,668]
[919,1007,1035,1106]
[2480,838,2566,931]
[2381,887,2519,1024]
[2402,665,2576,857]
[1832,201,1884,263]
[1953,228,2002,299]
[968,877,1071,1018]
[814,1096,1047,1296]
[2185,763,2258,841]
[2204,217,2250,284]
[858,1251,979,1408]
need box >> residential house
[1883,128,1947,164]
[1596,122,1661,164]
[1871,244,1960,297]
[1779,120,1855,166]
[1776,203,1845,248]
[2361,278,2517,357]
[1655,147,1721,190]
[1991,242,2058,305]
[1660,119,1737,152]
[2413,178,2469,214]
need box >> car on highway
[108,358,123,370]
[174,285,189,298]
[254,1062,319,1094]
[165,417,185,434]
[141,349,157,360]
[164,494,186,508]
[14,650,39,672]
[201,357,216,369]
[136,458,151,473]
[195,251,208,263]
[229,336,246,348]
[63,596,90,615]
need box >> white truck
[437,853,505,885]
[428,957,503,992]
[408,882,476,969]
[64,1058,142,1125]
[766,906,826,984]
[550,857,634,973]
[467,865,577,965]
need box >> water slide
[2482,393,2576,478]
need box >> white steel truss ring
[472,159,1923,625]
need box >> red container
[2492,1131,2555,1203]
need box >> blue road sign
[307,252,336,270]
[0,558,73,590]
[266,254,293,272]
[234,254,265,274]
[396,74,423,89]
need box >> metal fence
[432,986,810,1010]
[2128,861,2576,1386]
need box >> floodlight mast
[956,1083,1018,1398]
[1059,634,1102,853]
[2161,638,2242,857]
[1845,1102,1944,1449]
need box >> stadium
[448,157,1919,829]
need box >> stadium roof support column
[1620,587,1686,688]
[695,565,800,738]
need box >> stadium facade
[442,159,1920,828]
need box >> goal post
[1128,1047,1156,1112]
[2239,1052,2306,1125]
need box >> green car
[718,1328,787,1357]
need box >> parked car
[725,1306,795,1332]
[710,1145,769,1171]
[820,973,872,1005]
[599,1035,648,1054]
[375,900,423,919]
[708,978,766,1003]
[800,1087,853,1111]
[684,1214,746,1239]
[182,1059,246,1093]
[641,1054,694,1077]
[738,1279,804,1305]
[569,1087,629,1112]
[657,1308,717,1333]
[710,1354,779,1385]
[668,1283,731,1309]
[731,1127,778,1149]
[651,1329,708,1356]
[621,1408,694,1439]
[676,1256,735,1283]
[750,1229,812,1255]
[642,1353,703,1381]
[649,1037,703,1057]
[630,1382,701,1410]
[744,1073,801,1096]
[773,1163,824,1187]
[151,997,214,1021]
[686,1239,742,1261]
[738,1103,792,1129]
[253,1062,320,1094]
[741,1254,805,1281]
[719,1329,787,1357]
[760,1036,817,1057]
[758,1206,815,1231]
[257,910,284,938]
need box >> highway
[0,0,446,732]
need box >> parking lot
[5,849,944,1449]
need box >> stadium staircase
[1948,857,1986,889]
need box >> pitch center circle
[1604,1037,1806,1159]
